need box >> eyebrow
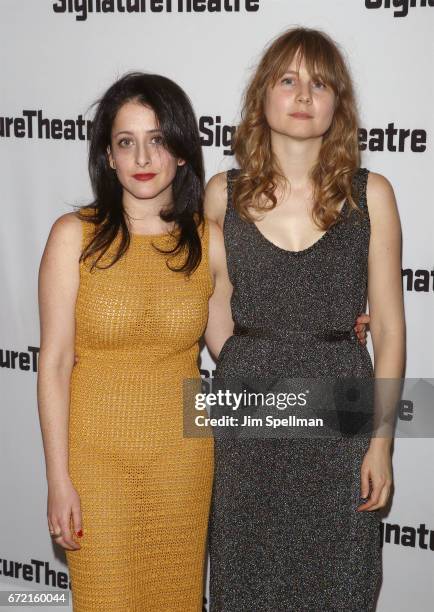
[113,128,162,137]
[280,69,325,80]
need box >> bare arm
[367,171,406,438]
[358,172,405,512]
[205,219,234,362]
[367,173,405,376]
[204,171,228,229]
[37,212,83,549]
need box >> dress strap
[353,167,369,211]
[226,168,240,210]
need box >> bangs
[268,31,343,94]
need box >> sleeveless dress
[66,214,214,611]
[209,169,382,611]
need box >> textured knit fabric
[209,168,382,611]
[66,214,214,611]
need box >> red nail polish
[76,529,83,538]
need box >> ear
[107,145,116,170]
[177,159,186,167]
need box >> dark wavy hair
[77,72,205,274]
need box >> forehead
[286,54,309,72]
[112,101,158,130]
[278,50,322,78]
[267,50,338,97]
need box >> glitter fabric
[209,168,382,611]
[66,213,214,611]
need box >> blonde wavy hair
[232,27,362,227]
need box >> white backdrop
[0,1,433,610]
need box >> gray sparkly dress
[209,168,382,611]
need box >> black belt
[233,324,355,343]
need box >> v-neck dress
[209,168,381,612]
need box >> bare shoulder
[204,171,228,226]
[43,212,83,260]
[366,172,401,235]
[205,171,227,196]
[51,211,82,236]
[366,172,398,214]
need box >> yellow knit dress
[66,213,214,611]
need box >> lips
[132,173,156,181]
[290,112,313,119]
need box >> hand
[357,444,393,511]
[47,478,83,550]
[353,313,370,346]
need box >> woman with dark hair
[205,28,405,610]
[37,72,232,611]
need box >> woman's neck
[122,189,173,233]
[271,132,322,188]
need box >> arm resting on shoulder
[204,171,228,229]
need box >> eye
[313,80,326,89]
[150,135,164,145]
[281,77,295,86]
[118,137,133,147]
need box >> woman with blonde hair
[205,27,405,610]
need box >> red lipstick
[132,173,156,181]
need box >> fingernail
[76,529,83,538]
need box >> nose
[135,143,151,167]
[296,81,312,104]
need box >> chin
[279,129,317,140]
[127,180,166,197]
[122,185,156,200]
[286,125,327,140]
[134,189,163,200]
